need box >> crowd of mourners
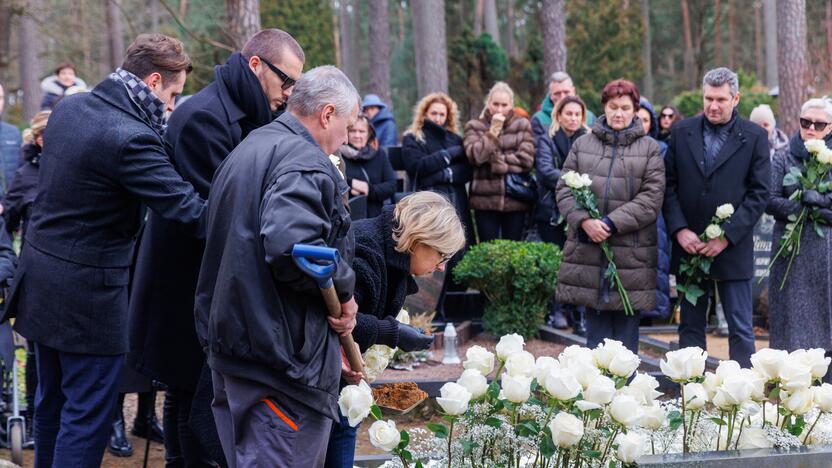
[0,26,829,468]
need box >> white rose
[780,361,813,392]
[702,372,720,399]
[782,387,814,415]
[457,369,489,399]
[751,348,789,381]
[579,173,593,188]
[329,153,342,169]
[640,402,666,431]
[436,382,472,416]
[395,309,410,325]
[544,368,582,401]
[505,351,536,378]
[561,171,580,189]
[683,382,709,411]
[712,375,755,410]
[463,345,496,376]
[629,373,663,405]
[738,427,771,449]
[495,334,525,360]
[715,203,735,220]
[705,224,723,240]
[567,359,602,390]
[592,338,626,370]
[549,412,584,448]
[715,360,741,382]
[814,383,832,413]
[575,400,601,412]
[363,345,394,382]
[534,356,560,382]
[502,375,532,403]
[584,374,616,405]
[739,369,766,402]
[790,348,831,380]
[818,147,832,165]
[558,345,595,368]
[609,349,641,378]
[805,138,827,155]
[660,347,708,382]
[338,380,374,427]
[610,394,644,427]
[368,420,401,452]
[615,432,644,464]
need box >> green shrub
[453,240,562,339]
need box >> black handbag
[505,172,538,204]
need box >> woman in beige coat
[555,79,665,353]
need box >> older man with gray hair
[195,65,360,467]
[664,67,770,367]
[531,71,595,139]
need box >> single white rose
[814,383,832,413]
[463,345,496,376]
[534,356,561,382]
[712,375,755,410]
[363,345,394,383]
[368,420,401,452]
[544,368,582,401]
[338,380,374,427]
[567,359,602,390]
[805,138,827,155]
[818,147,832,165]
[579,173,593,188]
[575,400,602,412]
[395,309,410,325]
[436,382,472,416]
[584,374,616,405]
[549,412,584,448]
[738,369,766,402]
[457,369,489,399]
[660,347,708,382]
[705,224,723,240]
[505,351,536,378]
[780,361,813,392]
[561,171,580,189]
[790,348,831,380]
[702,372,720,399]
[629,373,663,405]
[683,382,709,411]
[715,360,741,382]
[640,402,666,431]
[782,387,814,415]
[608,349,641,378]
[592,338,626,370]
[558,345,595,368]
[738,427,772,449]
[751,348,789,381]
[495,334,525,360]
[715,203,735,220]
[615,432,644,464]
[502,375,532,403]
[610,394,645,427]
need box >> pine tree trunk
[339,0,358,82]
[484,0,499,45]
[0,0,14,83]
[713,0,722,64]
[105,0,125,70]
[826,0,832,73]
[19,0,43,121]
[681,0,696,89]
[540,0,566,80]
[506,0,518,58]
[641,0,653,99]
[411,0,448,95]
[764,0,778,87]
[350,0,362,91]
[368,0,391,104]
[728,0,737,69]
[776,0,807,135]
[473,0,484,36]
[226,0,260,50]
[755,0,765,81]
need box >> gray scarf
[110,68,168,136]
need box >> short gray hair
[287,65,360,118]
[703,67,739,96]
[549,71,572,86]
[800,97,832,121]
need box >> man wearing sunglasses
[128,29,304,466]
[664,67,770,368]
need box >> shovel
[292,244,365,379]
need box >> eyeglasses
[660,113,674,119]
[438,252,453,267]
[256,56,296,90]
[800,118,830,132]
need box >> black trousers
[164,386,218,467]
[584,309,640,354]
[475,210,526,242]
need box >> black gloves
[445,145,465,160]
[802,190,832,209]
[397,323,434,352]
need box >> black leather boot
[572,308,587,337]
[545,299,569,329]
[108,419,133,457]
[132,391,164,444]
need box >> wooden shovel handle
[321,286,366,379]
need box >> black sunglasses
[660,112,674,118]
[800,118,830,132]
[257,56,296,90]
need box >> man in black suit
[664,67,770,367]
[128,29,304,465]
[4,35,205,467]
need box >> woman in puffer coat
[464,81,536,242]
[556,80,665,353]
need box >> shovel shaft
[321,286,366,378]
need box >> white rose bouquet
[675,203,734,310]
[561,170,634,315]
[765,139,832,289]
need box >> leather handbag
[505,172,538,204]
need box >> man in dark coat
[664,67,770,367]
[127,29,304,466]
[195,65,360,468]
[2,34,206,467]
[362,94,398,147]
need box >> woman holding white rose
[555,79,665,353]
[766,97,832,373]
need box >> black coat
[195,112,355,421]
[402,120,474,243]
[664,114,770,280]
[4,77,205,355]
[342,145,397,219]
[3,143,41,238]
[351,206,418,352]
[534,127,586,224]
[128,54,272,390]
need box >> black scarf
[553,127,586,166]
[789,131,832,160]
[217,53,273,138]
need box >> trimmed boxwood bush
[453,240,562,339]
